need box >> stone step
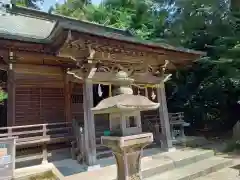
[195,164,240,180]
[142,149,214,178]
[64,149,216,180]
[96,144,111,154]
[97,150,113,159]
[172,136,209,147]
[145,156,233,180]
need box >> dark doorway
[93,84,110,130]
[0,99,7,127]
[93,84,110,107]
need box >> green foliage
[0,89,7,103]
[224,140,240,152]
[165,0,240,131]
[16,0,43,9]
[52,0,240,132]
[53,0,91,19]
[52,0,171,39]
[29,171,57,180]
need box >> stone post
[102,134,153,180]
[113,149,142,180]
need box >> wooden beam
[68,70,166,84]
[133,73,163,84]
[67,69,84,81]
[67,74,83,84]
[13,64,64,79]
[109,84,112,97]
[7,64,16,126]
[89,72,164,84]
[16,82,64,88]
[0,49,76,67]
[88,68,97,79]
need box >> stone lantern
[92,71,160,180]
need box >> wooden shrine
[0,2,204,167]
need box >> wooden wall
[13,83,85,126]
[71,83,84,125]
[9,63,85,126]
[15,86,65,125]
[10,66,158,127]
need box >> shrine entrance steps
[63,148,233,180]
[144,149,232,180]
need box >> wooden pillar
[7,63,15,126]
[83,80,97,166]
[64,74,71,122]
[157,83,173,150]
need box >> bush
[29,171,57,180]
[224,140,240,152]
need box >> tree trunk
[231,0,240,12]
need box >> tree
[53,0,93,19]
[165,0,240,131]
[53,0,240,133]
[53,0,172,39]
[16,0,44,9]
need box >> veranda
[0,4,204,168]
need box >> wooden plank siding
[15,87,65,125]
[6,61,85,126]
[14,83,85,126]
[71,83,84,125]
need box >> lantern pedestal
[101,133,153,180]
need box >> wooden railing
[168,112,185,125]
[143,112,185,126]
[143,112,188,140]
[0,122,72,163]
[142,118,162,145]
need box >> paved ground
[53,148,163,178]
[14,148,164,179]
[196,156,240,180]
[14,139,240,180]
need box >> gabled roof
[0,4,205,56]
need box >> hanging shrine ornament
[145,88,148,99]
[151,87,156,100]
[138,88,140,95]
[98,84,103,97]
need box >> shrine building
[0,2,205,167]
